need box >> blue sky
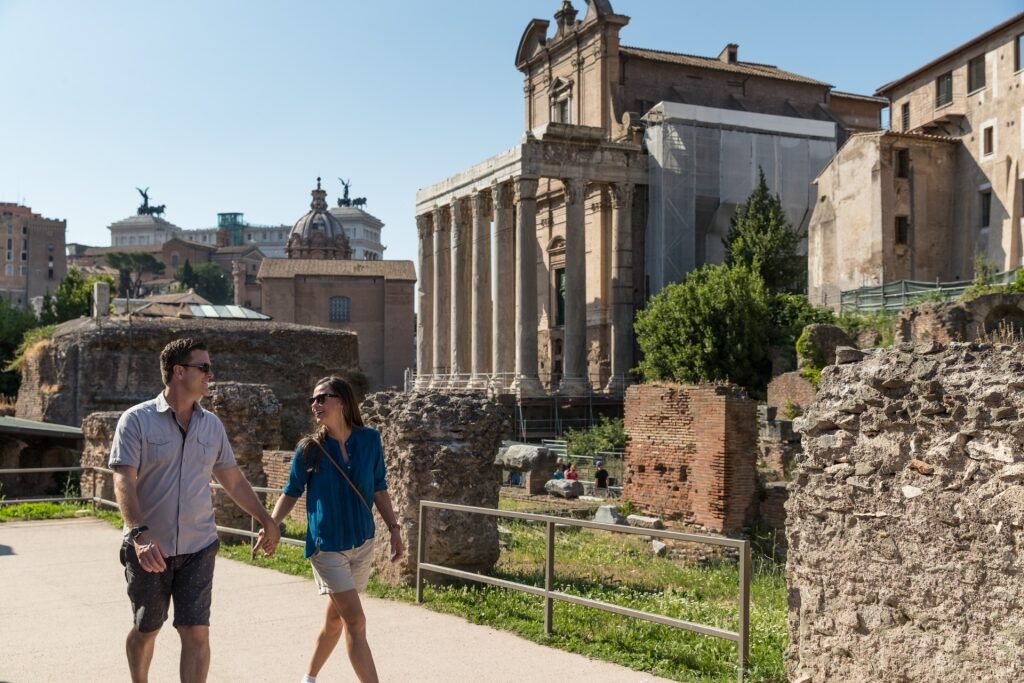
[0,0,1019,267]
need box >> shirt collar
[155,391,206,418]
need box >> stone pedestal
[360,391,510,587]
[80,411,121,502]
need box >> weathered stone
[797,324,853,369]
[360,391,510,587]
[545,478,584,498]
[787,342,1024,683]
[494,443,558,495]
[651,540,667,557]
[626,514,664,529]
[80,411,121,502]
[834,346,865,364]
[593,505,626,525]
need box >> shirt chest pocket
[144,433,178,464]
[195,433,219,467]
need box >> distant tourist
[266,375,404,683]
[594,461,609,490]
[565,463,579,481]
[552,463,567,480]
[109,337,281,683]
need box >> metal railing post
[738,540,750,683]
[416,502,426,604]
[544,520,555,635]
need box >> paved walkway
[0,518,672,682]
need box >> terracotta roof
[146,289,212,305]
[830,90,888,104]
[876,12,1024,96]
[257,259,416,281]
[620,46,831,87]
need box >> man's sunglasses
[309,392,340,406]
[178,363,213,374]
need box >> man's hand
[253,522,281,558]
[389,527,405,563]
[133,534,167,573]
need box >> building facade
[809,12,1024,307]
[0,203,67,306]
[415,0,882,397]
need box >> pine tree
[725,168,806,294]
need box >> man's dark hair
[160,338,207,385]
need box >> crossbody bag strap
[314,442,374,517]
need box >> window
[1016,33,1024,72]
[901,102,910,131]
[935,71,953,107]
[21,225,27,235]
[968,54,986,92]
[554,267,566,326]
[981,190,992,228]
[18,265,26,276]
[329,296,351,322]
[4,264,11,276]
[983,125,994,156]
[895,148,910,178]
[895,216,910,245]
[553,98,571,124]
[171,253,179,267]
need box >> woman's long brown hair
[298,376,364,471]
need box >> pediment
[516,19,550,68]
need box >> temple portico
[415,123,646,397]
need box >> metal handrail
[416,500,750,683]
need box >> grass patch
[0,501,85,521]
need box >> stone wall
[786,341,1024,682]
[766,371,817,413]
[0,433,79,499]
[621,383,759,533]
[80,412,120,502]
[263,450,304,523]
[897,292,1024,346]
[15,317,358,444]
[359,391,511,587]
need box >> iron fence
[839,268,1019,314]
[416,499,751,683]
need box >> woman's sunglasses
[309,392,340,406]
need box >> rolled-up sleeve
[283,446,309,498]
[109,411,142,468]
[372,432,387,492]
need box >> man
[594,460,609,492]
[109,337,280,683]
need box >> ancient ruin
[15,317,358,444]
[897,291,1024,345]
[786,341,1024,682]
[358,391,511,586]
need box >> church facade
[414,0,883,397]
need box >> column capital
[515,176,539,202]
[561,178,587,206]
[471,190,493,221]
[416,213,434,239]
[432,205,450,233]
[611,182,635,210]
[492,180,514,209]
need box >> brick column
[415,213,434,390]
[559,178,589,396]
[469,190,493,389]
[431,205,450,385]
[607,182,635,394]
[490,181,515,392]
[510,177,543,397]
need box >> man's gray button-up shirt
[109,392,237,556]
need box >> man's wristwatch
[129,525,149,541]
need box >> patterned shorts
[120,539,219,632]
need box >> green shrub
[564,416,625,456]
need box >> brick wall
[766,371,817,411]
[262,449,305,524]
[622,383,758,533]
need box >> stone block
[545,479,584,498]
[626,514,664,529]
[593,505,626,525]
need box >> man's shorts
[119,538,219,632]
[309,540,374,595]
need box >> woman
[565,462,579,481]
[266,376,404,683]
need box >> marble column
[469,190,493,389]
[559,178,590,396]
[449,197,472,387]
[510,177,543,397]
[607,182,635,394]
[490,181,515,392]
[415,213,434,390]
[431,205,450,386]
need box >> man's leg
[328,589,379,683]
[177,625,210,683]
[307,599,344,677]
[126,627,160,683]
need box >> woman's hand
[389,527,405,563]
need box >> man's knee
[176,625,210,648]
[128,626,160,644]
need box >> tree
[105,252,165,298]
[40,267,115,324]
[174,262,232,305]
[768,292,836,372]
[0,299,39,398]
[634,264,773,395]
[725,168,806,293]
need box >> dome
[286,178,352,259]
